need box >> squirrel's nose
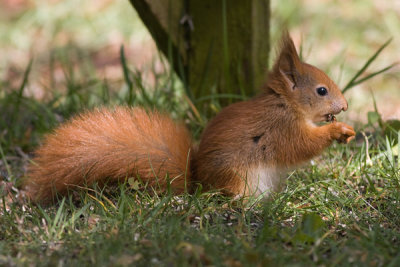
[333,97,348,114]
[342,100,348,111]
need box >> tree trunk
[130,0,270,102]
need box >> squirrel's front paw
[330,122,356,144]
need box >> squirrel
[23,32,356,203]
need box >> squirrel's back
[25,107,193,203]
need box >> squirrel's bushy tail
[24,107,193,203]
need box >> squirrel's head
[270,32,348,123]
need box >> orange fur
[25,107,192,203]
[193,32,355,195]
[24,32,355,203]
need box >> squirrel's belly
[247,165,287,197]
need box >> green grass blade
[69,203,90,226]
[15,59,33,107]
[133,70,153,107]
[346,63,397,90]
[398,131,400,169]
[342,38,392,93]
[143,195,172,227]
[53,198,66,229]
[0,143,12,178]
[38,205,52,225]
[11,59,33,128]
[120,45,134,105]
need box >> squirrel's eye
[316,87,328,96]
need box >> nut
[326,114,336,123]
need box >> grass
[1,0,400,266]
[1,138,399,265]
[1,56,399,267]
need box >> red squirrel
[23,32,355,203]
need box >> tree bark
[130,0,270,101]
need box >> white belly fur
[247,165,286,197]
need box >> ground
[0,0,399,266]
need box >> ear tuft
[273,31,303,89]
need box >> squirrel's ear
[274,32,302,90]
